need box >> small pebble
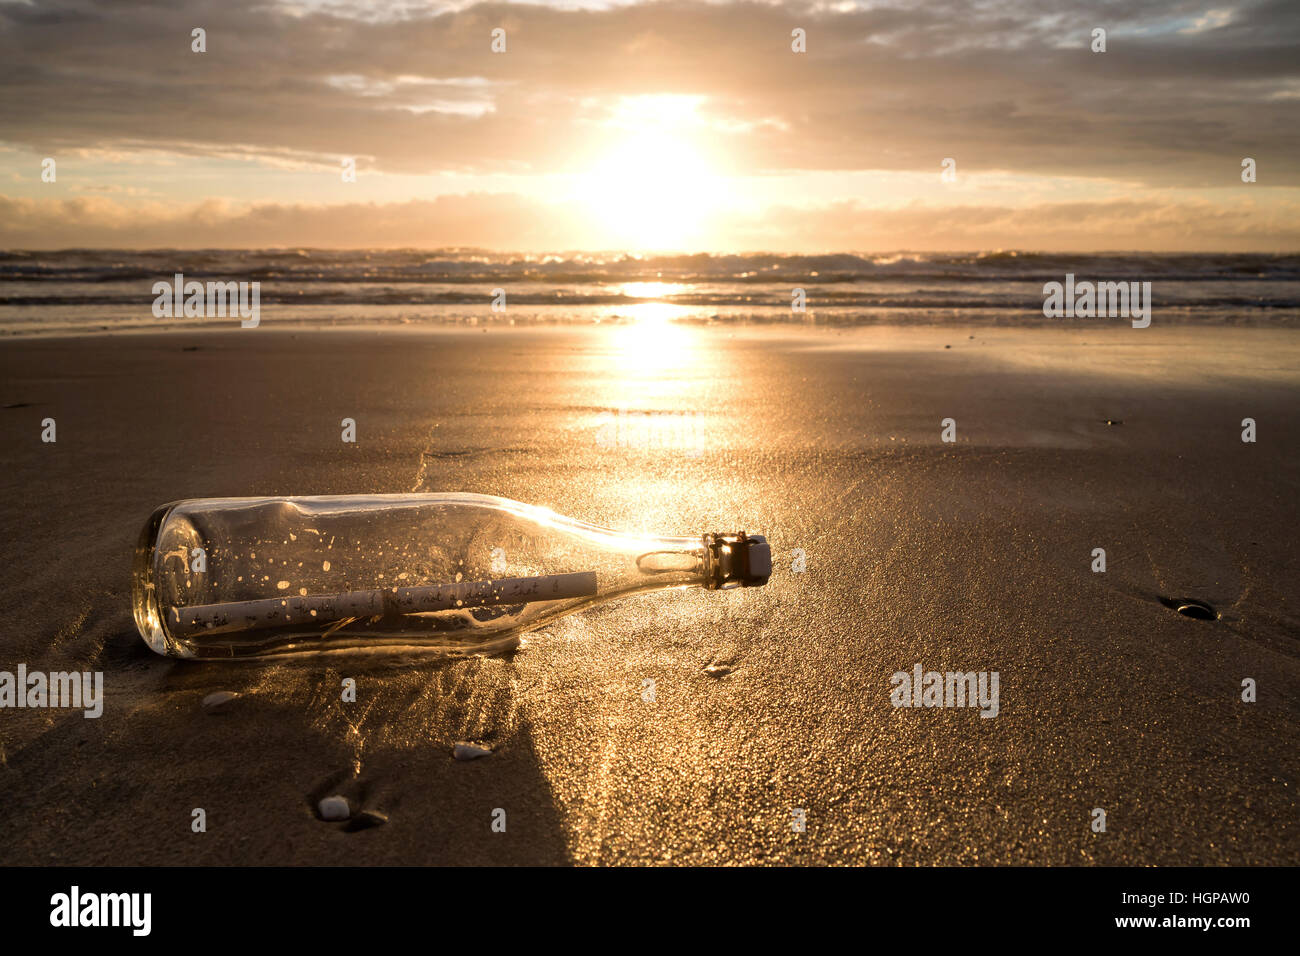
[453,742,493,761]
[318,795,350,821]
[201,691,238,713]
[704,663,733,678]
[345,810,388,832]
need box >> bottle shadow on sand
[0,623,572,865]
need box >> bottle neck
[629,532,770,590]
[701,532,772,589]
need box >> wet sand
[0,323,1297,865]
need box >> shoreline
[4,314,1300,338]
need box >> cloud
[1179,8,1235,34]
[1,0,1297,186]
[0,192,563,249]
[3,190,1296,251]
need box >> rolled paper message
[168,571,600,638]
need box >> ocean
[1,249,1298,336]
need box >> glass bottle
[131,493,771,659]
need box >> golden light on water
[608,280,691,328]
[620,301,683,325]
[619,281,687,299]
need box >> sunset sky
[1,0,1298,251]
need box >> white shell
[453,742,492,761]
[201,691,238,712]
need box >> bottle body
[132,493,769,659]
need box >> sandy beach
[0,323,1297,865]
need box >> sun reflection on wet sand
[602,282,697,379]
[609,311,694,374]
[577,286,712,467]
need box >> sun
[579,96,724,251]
